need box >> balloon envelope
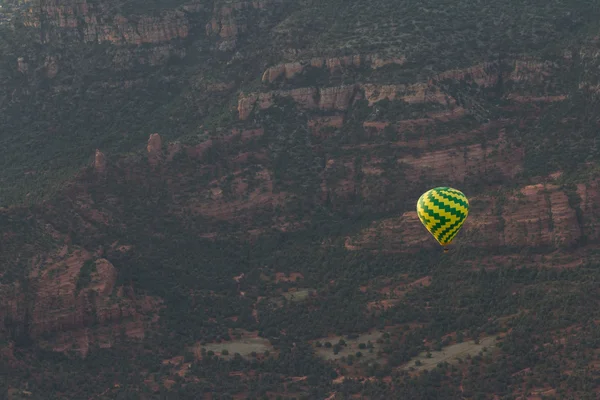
[416,187,469,247]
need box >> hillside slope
[2,0,600,399]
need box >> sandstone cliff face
[94,149,107,173]
[0,40,588,360]
[431,62,500,87]
[238,87,319,120]
[261,54,406,83]
[430,58,558,87]
[577,180,600,239]
[24,1,189,45]
[320,120,523,210]
[147,133,163,165]
[319,85,358,111]
[1,246,161,356]
[241,56,561,120]
[238,82,455,120]
[397,130,524,183]
[185,168,285,222]
[345,179,600,253]
[205,0,274,50]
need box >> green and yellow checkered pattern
[417,187,469,247]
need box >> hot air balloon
[416,187,469,252]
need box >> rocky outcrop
[261,54,406,83]
[205,0,273,48]
[319,85,358,110]
[505,94,567,103]
[24,1,189,45]
[346,180,600,253]
[101,13,188,45]
[397,131,524,182]
[147,133,163,165]
[319,121,523,209]
[0,248,161,356]
[94,149,107,173]
[238,87,318,120]
[431,58,558,87]
[238,82,457,119]
[509,58,558,83]
[576,180,600,239]
[245,58,564,119]
[359,83,402,105]
[185,168,284,221]
[431,62,500,87]
[184,128,265,158]
[361,82,454,106]
[17,57,28,74]
[236,83,391,119]
[308,116,344,137]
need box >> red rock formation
[23,0,189,45]
[398,131,524,183]
[238,85,359,119]
[577,180,600,239]
[309,116,344,137]
[91,13,188,44]
[94,149,107,173]
[346,180,600,253]
[206,0,272,42]
[245,58,563,120]
[261,54,406,83]
[432,62,499,86]
[185,168,285,221]
[362,121,390,135]
[0,248,161,356]
[147,133,163,165]
[238,88,318,120]
[319,86,357,111]
[238,81,458,119]
[506,94,567,103]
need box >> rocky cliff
[24,1,189,45]
[3,0,600,398]
[260,54,406,83]
[345,179,600,254]
[0,46,594,359]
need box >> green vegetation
[403,336,497,372]
[2,0,600,398]
[199,336,273,359]
[0,0,599,205]
[272,0,600,65]
[314,331,383,362]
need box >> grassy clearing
[199,336,273,359]
[268,288,314,307]
[281,288,312,302]
[313,331,384,362]
[402,336,497,371]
